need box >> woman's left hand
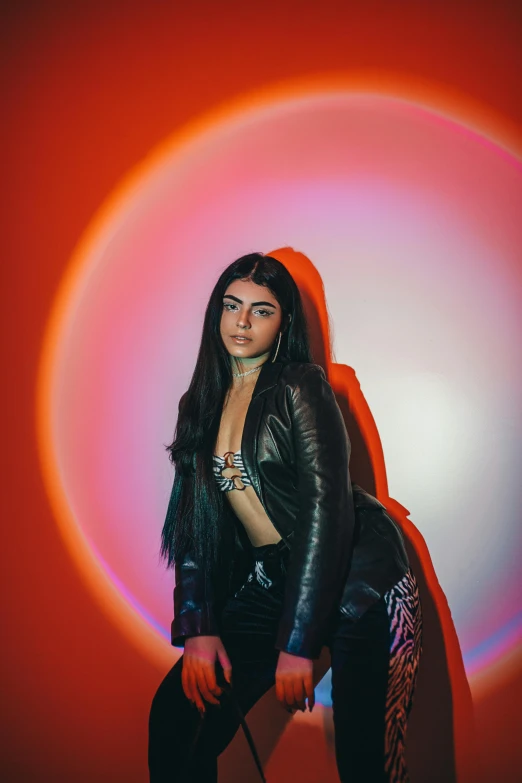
[275,650,315,713]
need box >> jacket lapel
[241,361,283,501]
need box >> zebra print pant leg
[383,568,423,783]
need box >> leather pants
[148,538,422,782]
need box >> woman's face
[220,278,283,361]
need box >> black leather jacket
[169,360,409,660]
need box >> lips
[231,335,251,341]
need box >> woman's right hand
[182,635,233,713]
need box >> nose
[236,309,251,329]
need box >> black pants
[149,539,422,783]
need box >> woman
[149,252,422,783]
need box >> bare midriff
[215,382,282,548]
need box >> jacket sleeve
[169,391,220,648]
[275,364,355,659]
[171,545,220,648]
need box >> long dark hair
[160,252,313,582]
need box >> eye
[254,309,274,317]
[223,302,238,311]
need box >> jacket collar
[251,360,284,398]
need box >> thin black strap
[182,685,266,783]
[220,680,267,782]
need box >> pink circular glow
[37,88,522,686]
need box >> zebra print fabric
[383,568,423,783]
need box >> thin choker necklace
[232,364,264,378]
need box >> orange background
[3,2,521,781]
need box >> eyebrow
[223,294,278,308]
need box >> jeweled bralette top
[212,450,253,492]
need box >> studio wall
[3,2,521,781]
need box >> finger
[182,658,197,703]
[201,659,222,697]
[199,666,221,705]
[305,674,315,712]
[275,677,292,711]
[216,649,233,685]
[292,679,307,711]
[276,675,299,713]
[187,665,206,713]
[283,677,296,709]
[196,664,219,704]
[181,660,192,702]
[275,677,285,704]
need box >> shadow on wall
[220,247,476,783]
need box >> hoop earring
[271,332,282,363]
